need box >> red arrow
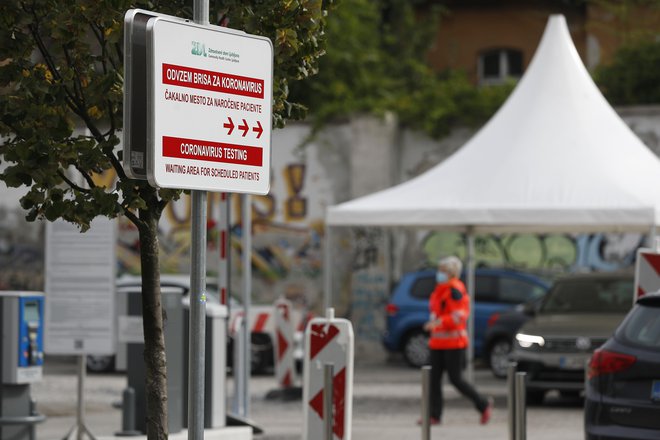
[309,367,346,438]
[223,117,234,135]
[277,303,290,321]
[310,323,340,359]
[277,329,289,361]
[253,120,263,139]
[238,119,249,137]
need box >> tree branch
[74,165,97,189]
[57,169,92,193]
[25,20,81,114]
[105,147,128,182]
[122,206,143,230]
[62,45,87,110]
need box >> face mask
[436,271,448,284]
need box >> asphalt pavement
[31,356,585,440]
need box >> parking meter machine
[0,291,46,440]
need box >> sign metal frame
[123,10,187,180]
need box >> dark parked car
[511,272,634,404]
[584,291,660,440]
[383,267,550,367]
[483,295,545,378]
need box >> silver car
[511,272,634,404]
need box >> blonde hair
[438,256,462,278]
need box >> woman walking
[421,256,493,425]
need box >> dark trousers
[429,348,488,419]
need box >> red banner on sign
[162,136,262,167]
[162,63,264,99]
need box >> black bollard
[115,387,141,437]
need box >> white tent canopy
[323,15,660,380]
[326,15,660,234]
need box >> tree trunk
[138,207,168,440]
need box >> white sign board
[117,315,144,343]
[146,18,273,194]
[44,218,116,355]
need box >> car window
[411,276,435,300]
[541,278,633,314]
[498,277,547,304]
[617,304,660,348]
[474,275,497,302]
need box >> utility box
[183,299,228,429]
[122,286,184,434]
[0,291,45,440]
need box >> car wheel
[525,389,545,405]
[250,333,273,374]
[559,390,581,399]
[487,338,512,379]
[86,355,115,373]
[403,331,430,368]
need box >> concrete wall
[2,106,660,362]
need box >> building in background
[424,0,660,84]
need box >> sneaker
[480,397,494,425]
[416,417,441,426]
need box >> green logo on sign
[191,41,207,57]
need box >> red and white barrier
[273,297,295,388]
[228,308,272,336]
[302,308,354,440]
[634,246,660,301]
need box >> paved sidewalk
[32,358,585,440]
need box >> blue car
[383,268,551,367]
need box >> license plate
[651,381,660,402]
[559,356,583,370]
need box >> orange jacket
[428,277,469,350]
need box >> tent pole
[324,226,332,311]
[648,224,657,249]
[466,229,476,384]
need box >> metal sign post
[240,194,252,417]
[188,5,209,440]
[61,356,96,440]
[126,1,273,437]
[188,191,207,440]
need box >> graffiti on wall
[112,161,327,308]
[421,231,645,272]
[0,207,44,291]
[349,228,388,341]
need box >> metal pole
[61,357,96,440]
[421,365,431,440]
[232,314,246,416]
[515,372,527,440]
[29,399,39,440]
[188,189,208,440]
[188,0,210,437]
[77,355,85,440]
[323,363,334,440]
[241,194,252,417]
[218,193,229,307]
[323,226,332,312]
[647,224,657,248]
[507,363,517,440]
[466,230,476,384]
[116,387,140,436]
[193,0,209,25]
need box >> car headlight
[515,333,545,349]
